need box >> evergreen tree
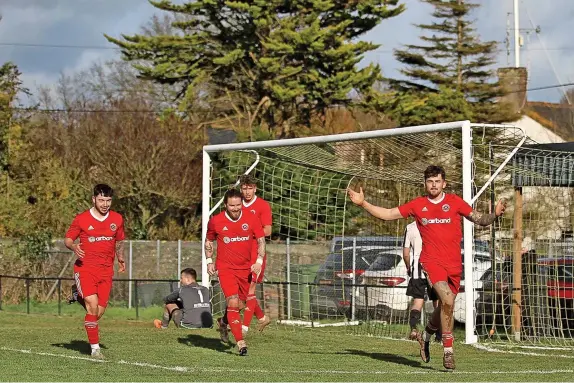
[0,62,25,170]
[105,0,404,137]
[388,0,517,124]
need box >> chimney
[497,67,528,114]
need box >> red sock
[442,331,454,348]
[253,296,264,320]
[227,307,243,342]
[243,296,255,327]
[84,314,99,345]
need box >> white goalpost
[202,120,532,345]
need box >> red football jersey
[65,208,126,269]
[207,210,265,270]
[398,193,472,267]
[243,196,272,261]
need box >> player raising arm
[348,165,506,371]
[64,184,126,359]
[205,188,266,356]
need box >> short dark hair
[223,188,243,204]
[239,174,257,186]
[93,184,114,197]
[423,165,446,181]
[181,268,197,280]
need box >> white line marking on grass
[2,346,573,375]
[1,347,104,363]
[472,343,574,358]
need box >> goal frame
[201,120,527,344]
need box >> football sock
[161,310,171,328]
[409,309,421,330]
[423,321,438,342]
[244,294,265,325]
[227,307,243,342]
[442,331,454,348]
[84,314,99,345]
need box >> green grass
[0,310,573,382]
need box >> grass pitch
[0,308,572,382]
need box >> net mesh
[206,123,574,348]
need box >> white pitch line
[0,347,105,363]
[472,343,574,359]
[2,346,573,375]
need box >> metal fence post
[26,279,30,314]
[286,238,291,320]
[128,240,133,309]
[134,280,139,319]
[156,239,160,274]
[57,278,62,316]
[177,240,182,287]
[352,238,356,321]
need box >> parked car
[330,236,403,253]
[474,253,574,337]
[310,245,400,318]
[355,240,495,322]
[538,256,574,334]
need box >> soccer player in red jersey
[64,184,126,359]
[205,188,266,356]
[348,165,506,370]
[240,174,272,334]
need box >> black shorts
[406,278,437,301]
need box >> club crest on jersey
[242,223,249,231]
[442,204,450,212]
[110,223,117,231]
[250,209,256,214]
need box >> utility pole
[514,0,520,67]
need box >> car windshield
[366,253,403,272]
[544,264,574,282]
[332,236,402,252]
[324,249,391,270]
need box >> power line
[0,42,119,50]
[9,82,574,115]
[3,40,574,53]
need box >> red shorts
[73,266,113,307]
[218,268,251,301]
[250,255,267,284]
[420,262,462,295]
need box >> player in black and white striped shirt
[403,222,439,341]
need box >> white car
[355,242,494,323]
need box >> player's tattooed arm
[466,211,498,226]
[204,239,214,259]
[115,240,125,260]
[466,198,507,226]
[257,237,266,260]
[116,240,126,272]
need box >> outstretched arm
[347,187,403,221]
[465,198,507,226]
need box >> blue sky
[1,0,573,104]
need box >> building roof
[525,101,574,140]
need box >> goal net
[202,120,574,348]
